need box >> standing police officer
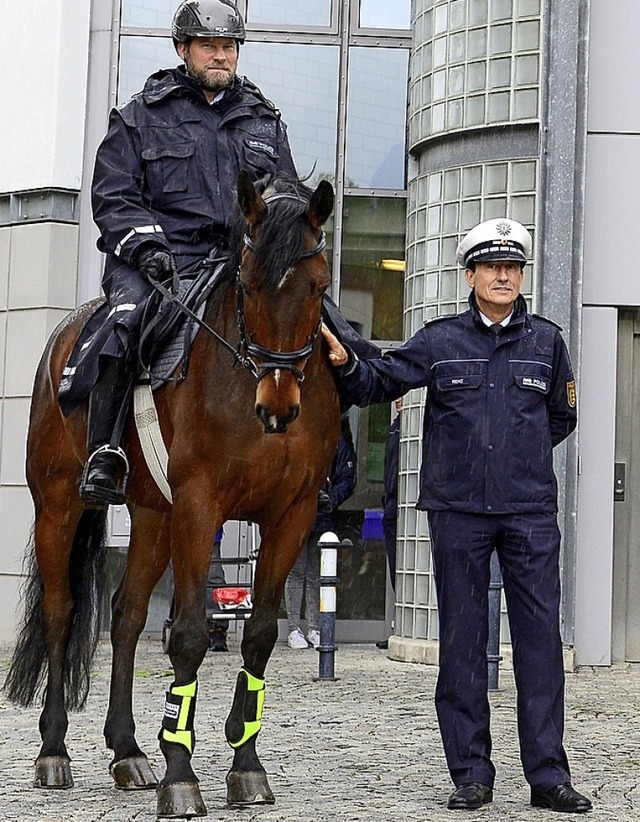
[321,218,592,813]
[76,0,297,506]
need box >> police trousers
[427,510,571,792]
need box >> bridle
[147,191,327,384]
[236,192,327,382]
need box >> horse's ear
[307,179,334,230]
[237,170,267,226]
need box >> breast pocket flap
[141,142,196,161]
[436,374,484,391]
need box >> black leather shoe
[447,782,493,810]
[531,783,592,813]
[208,625,229,652]
[80,449,128,507]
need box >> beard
[184,58,236,93]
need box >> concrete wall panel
[575,307,617,665]
[5,308,71,398]
[588,0,640,134]
[0,487,34,577]
[9,223,78,310]
[583,134,640,306]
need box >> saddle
[138,260,228,388]
[58,262,227,419]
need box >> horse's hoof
[156,781,207,818]
[226,769,275,806]
[110,755,158,790]
[33,756,74,789]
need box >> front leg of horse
[225,603,279,806]
[156,592,210,818]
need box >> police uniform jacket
[91,66,297,273]
[337,294,577,515]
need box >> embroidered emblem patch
[566,380,577,408]
[522,376,548,391]
[247,139,276,157]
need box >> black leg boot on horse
[79,356,134,508]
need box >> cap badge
[495,220,512,237]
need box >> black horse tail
[4,508,109,710]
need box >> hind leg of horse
[32,500,84,789]
[225,514,315,807]
[155,497,218,819]
[104,505,171,790]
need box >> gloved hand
[135,245,178,284]
[317,489,333,513]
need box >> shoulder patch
[424,313,457,327]
[530,313,563,331]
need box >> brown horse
[4,172,340,817]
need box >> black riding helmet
[172,0,246,46]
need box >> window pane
[360,0,411,30]
[241,42,339,184]
[118,36,177,105]
[345,48,409,189]
[246,0,331,27]
[122,0,175,28]
[340,196,406,341]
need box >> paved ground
[0,639,639,821]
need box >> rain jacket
[335,294,577,515]
[91,66,297,273]
[313,435,357,535]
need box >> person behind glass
[285,421,356,650]
[206,528,229,652]
[77,0,297,507]
[321,218,591,814]
[376,397,402,650]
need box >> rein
[148,192,327,383]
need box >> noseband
[236,191,327,383]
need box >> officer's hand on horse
[321,323,349,367]
[136,245,179,291]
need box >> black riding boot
[79,356,134,508]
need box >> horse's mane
[225,175,315,291]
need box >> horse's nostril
[255,404,300,434]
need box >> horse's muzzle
[256,404,300,434]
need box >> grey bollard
[487,549,503,691]
[316,532,352,681]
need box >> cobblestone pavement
[0,639,639,821]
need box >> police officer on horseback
[78,0,297,507]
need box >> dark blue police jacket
[92,67,297,274]
[336,294,577,515]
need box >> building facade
[0,0,638,665]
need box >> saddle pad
[60,262,227,413]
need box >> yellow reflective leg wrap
[160,678,198,755]
[228,669,266,749]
